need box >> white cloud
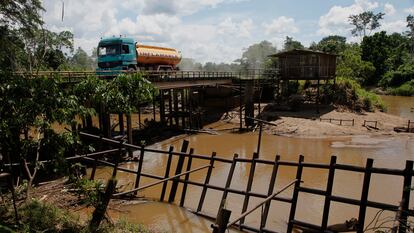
[404,7,414,14]
[317,0,379,36]
[263,16,299,35]
[217,17,253,38]
[142,0,231,16]
[384,3,396,16]
[380,20,407,34]
[42,0,253,63]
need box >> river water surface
[91,96,414,232]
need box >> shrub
[19,200,82,232]
[322,77,386,112]
[389,80,414,96]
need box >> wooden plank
[160,146,174,201]
[180,148,194,207]
[321,156,337,231]
[240,153,259,227]
[261,155,280,230]
[217,154,239,218]
[168,140,189,203]
[287,155,304,233]
[398,160,413,233]
[133,147,145,195]
[197,152,217,212]
[357,158,373,233]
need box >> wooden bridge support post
[126,114,133,157]
[160,146,174,201]
[137,106,142,130]
[239,79,243,131]
[287,155,304,233]
[317,78,320,114]
[357,158,373,233]
[398,160,413,233]
[118,113,124,135]
[168,89,173,126]
[173,90,179,127]
[321,156,337,231]
[152,92,156,121]
[197,152,217,212]
[245,81,254,128]
[181,89,186,129]
[261,155,281,230]
[240,152,259,227]
[257,122,263,156]
[180,148,194,207]
[188,89,193,129]
[159,91,165,125]
[168,140,189,203]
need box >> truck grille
[98,61,122,68]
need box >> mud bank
[222,104,413,138]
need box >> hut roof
[269,49,337,57]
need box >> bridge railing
[13,69,279,83]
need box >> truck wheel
[128,67,136,73]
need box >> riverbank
[222,104,413,138]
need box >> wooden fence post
[160,146,174,201]
[197,152,217,212]
[168,140,189,203]
[180,148,194,207]
[398,160,413,233]
[287,155,304,233]
[212,208,232,233]
[357,158,374,233]
[89,178,117,232]
[261,155,280,230]
[321,156,337,231]
[133,147,145,196]
[240,152,259,227]
[112,144,123,178]
[218,154,238,221]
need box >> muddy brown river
[90,96,414,233]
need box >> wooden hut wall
[278,52,336,80]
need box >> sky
[42,0,414,64]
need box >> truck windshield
[98,44,120,56]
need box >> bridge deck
[15,70,278,89]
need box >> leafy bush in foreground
[1,200,152,233]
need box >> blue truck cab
[96,37,137,75]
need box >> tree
[336,44,375,84]
[236,40,277,71]
[0,75,86,201]
[309,35,347,54]
[17,28,74,72]
[349,11,385,37]
[0,1,73,72]
[406,15,414,55]
[361,31,410,85]
[0,0,44,30]
[283,36,304,51]
[70,47,95,70]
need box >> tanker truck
[96,37,181,74]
